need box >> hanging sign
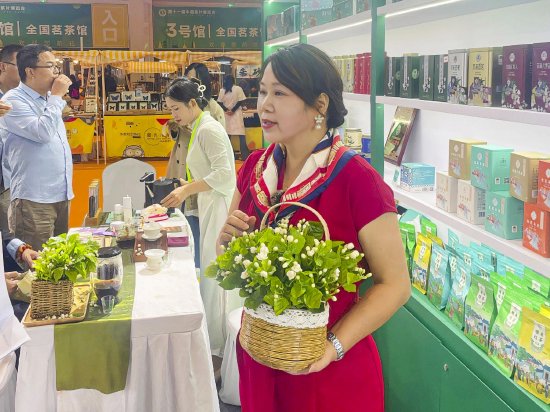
[0,3,92,49]
[153,6,262,50]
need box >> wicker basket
[30,279,74,319]
[239,201,332,373]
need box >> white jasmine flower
[350,250,360,259]
[286,270,297,280]
[241,271,249,279]
[287,235,294,242]
[243,259,251,268]
[292,262,302,273]
[314,239,320,246]
[345,243,354,250]
[301,253,306,259]
[331,296,338,301]
[257,244,269,261]
[234,255,243,264]
[282,262,290,269]
[260,271,268,278]
[250,247,257,253]
[307,250,315,257]
[294,239,299,243]
[274,294,279,298]
[273,246,279,252]
[334,268,340,280]
[254,262,259,268]
[309,273,314,278]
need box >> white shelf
[343,92,371,102]
[378,0,541,30]
[303,11,372,42]
[383,167,550,278]
[264,32,300,47]
[376,96,550,128]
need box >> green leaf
[219,272,242,290]
[274,296,290,315]
[303,286,323,309]
[309,221,325,240]
[290,281,304,302]
[205,264,219,279]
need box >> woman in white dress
[161,77,240,355]
[217,75,250,160]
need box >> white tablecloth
[15,244,219,412]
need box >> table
[15,234,219,411]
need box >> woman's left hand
[161,185,189,208]
[289,341,337,375]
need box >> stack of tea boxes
[435,138,550,257]
[385,42,550,112]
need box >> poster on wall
[153,6,262,50]
[0,3,92,49]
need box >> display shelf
[378,0,541,30]
[376,96,550,128]
[264,31,300,47]
[302,10,372,42]
[383,165,550,278]
[342,92,371,102]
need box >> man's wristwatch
[327,331,345,361]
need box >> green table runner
[54,250,135,394]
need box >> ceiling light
[307,19,372,38]
[385,0,465,18]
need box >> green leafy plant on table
[31,233,99,319]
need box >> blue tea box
[470,145,513,192]
[485,191,524,240]
[400,163,435,192]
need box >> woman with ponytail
[161,77,240,355]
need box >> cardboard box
[538,160,550,212]
[434,54,448,102]
[419,55,436,100]
[502,44,532,110]
[485,191,524,240]
[436,171,458,213]
[354,53,371,94]
[282,5,299,35]
[448,49,468,104]
[384,56,401,97]
[400,54,419,98]
[468,47,503,107]
[470,145,513,192]
[523,203,550,257]
[510,152,550,203]
[332,0,353,21]
[266,13,283,40]
[400,163,435,192]
[457,179,486,225]
[448,138,487,180]
[531,42,550,112]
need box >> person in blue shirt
[0,44,73,250]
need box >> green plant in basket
[34,233,99,283]
[206,218,371,315]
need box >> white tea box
[510,152,550,203]
[400,163,435,192]
[436,171,458,213]
[457,179,486,225]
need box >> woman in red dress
[217,44,411,412]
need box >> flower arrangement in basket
[31,233,99,319]
[206,202,370,372]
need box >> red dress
[236,150,397,412]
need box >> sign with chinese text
[0,3,92,49]
[92,4,129,49]
[153,6,261,50]
[236,65,261,79]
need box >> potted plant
[206,202,370,372]
[31,233,99,319]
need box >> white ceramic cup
[143,222,161,238]
[144,249,165,270]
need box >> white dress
[186,112,241,355]
[218,85,246,135]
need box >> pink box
[537,160,550,211]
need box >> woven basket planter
[239,303,329,373]
[30,279,74,319]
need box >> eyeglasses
[1,61,16,67]
[32,64,61,73]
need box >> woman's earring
[314,114,324,130]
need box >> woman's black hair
[184,63,213,100]
[164,77,208,110]
[223,75,234,93]
[262,43,347,129]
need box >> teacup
[143,222,161,239]
[144,249,165,270]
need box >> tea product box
[400,163,435,192]
[301,0,333,30]
[470,145,513,192]
[523,203,550,257]
[464,275,496,352]
[332,0,353,21]
[510,152,550,203]
[538,160,550,212]
[502,44,532,110]
[434,54,448,102]
[485,191,524,240]
[266,13,283,40]
[457,179,486,225]
[531,42,550,113]
[419,55,436,100]
[400,54,419,99]
[447,49,468,104]
[468,47,503,107]
[436,171,458,213]
[354,53,371,95]
[448,138,487,180]
[384,56,401,97]
[282,6,299,35]
[515,308,550,404]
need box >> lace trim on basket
[244,304,329,329]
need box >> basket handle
[259,201,330,241]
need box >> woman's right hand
[217,210,256,255]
